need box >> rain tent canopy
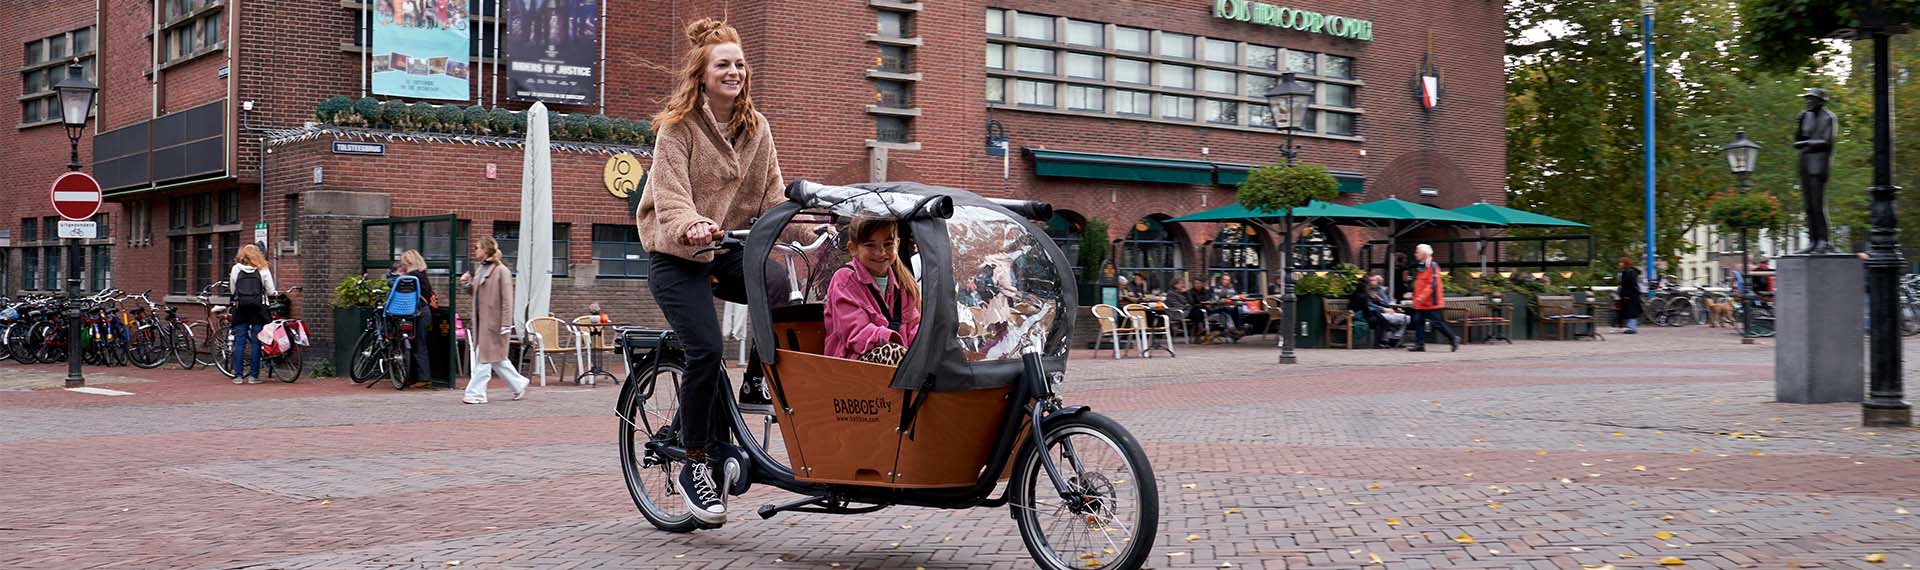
[744,181,1076,392]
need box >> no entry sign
[50,172,102,221]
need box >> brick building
[1,0,1506,366]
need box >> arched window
[1120,216,1183,293]
[1291,223,1338,270]
[1208,223,1265,293]
[1044,210,1085,277]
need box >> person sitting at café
[1198,276,1246,338]
[1360,274,1409,348]
[1163,278,1200,335]
[824,218,921,365]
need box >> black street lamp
[1861,31,1909,427]
[1722,129,1760,345]
[53,63,96,388]
[1264,72,1315,364]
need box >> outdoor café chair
[1123,303,1175,358]
[524,315,582,386]
[1090,304,1139,359]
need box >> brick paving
[1,326,1915,569]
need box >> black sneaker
[737,375,774,415]
[677,461,728,524]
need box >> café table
[570,321,625,385]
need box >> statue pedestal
[1774,254,1865,403]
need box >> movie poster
[372,0,472,101]
[505,0,600,104]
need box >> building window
[1324,55,1354,79]
[1201,69,1236,94]
[163,12,223,64]
[985,78,1005,103]
[986,44,1004,69]
[1249,104,1275,128]
[93,213,109,240]
[218,189,240,225]
[43,246,61,291]
[1246,74,1277,98]
[1203,39,1236,65]
[23,249,38,290]
[874,115,910,143]
[89,246,110,291]
[1209,224,1265,293]
[1323,83,1355,108]
[1159,32,1194,59]
[1044,212,1085,276]
[986,8,1006,36]
[1247,45,1280,70]
[494,222,570,277]
[1158,64,1194,90]
[284,194,299,245]
[1206,100,1239,125]
[1115,90,1151,116]
[170,196,188,229]
[195,234,214,292]
[128,201,150,243]
[1324,112,1356,136]
[874,79,911,108]
[20,218,37,242]
[1115,59,1149,84]
[1286,50,1317,74]
[1014,80,1055,107]
[1065,20,1103,47]
[593,224,649,278]
[1066,86,1105,112]
[169,237,187,294]
[1015,13,1054,41]
[877,44,910,73]
[219,232,239,281]
[1159,95,1195,120]
[192,194,212,227]
[1065,53,1103,80]
[1120,217,1183,293]
[1014,47,1055,75]
[21,27,97,127]
[1115,26,1149,53]
[876,10,909,38]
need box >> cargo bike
[615,181,1159,569]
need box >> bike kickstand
[756,495,829,520]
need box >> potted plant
[316,95,352,125]
[1076,218,1110,305]
[378,99,410,129]
[331,274,389,371]
[1290,263,1361,348]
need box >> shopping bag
[257,322,291,356]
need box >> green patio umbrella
[1450,202,1587,278]
[1167,200,1395,224]
[1350,198,1505,299]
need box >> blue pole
[1642,2,1657,288]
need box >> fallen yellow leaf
[1219,563,1233,568]
[1659,557,1686,566]
[1182,483,1199,489]
[1632,465,1649,471]
[1537,450,1549,456]
[1660,514,1675,521]
[1896,507,1910,514]
[1367,482,1383,490]
[1751,451,1765,456]
[1368,552,1384,564]
[1865,553,1886,563]
[1612,432,1624,437]
[1570,547,1586,552]
[675,554,687,559]
[321,500,332,505]
[1655,531,1674,540]
[1690,448,1702,453]
[900,524,913,529]
[1186,533,1203,542]
[1104,548,1115,555]
[1488,502,1503,509]
[445,563,460,567]
[1463,472,1475,478]
[1168,552,1187,557]
[1079,553,1097,559]
[1455,533,1475,545]
[1619,553,1637,559]
[1085,561,1100,567]
[1678,467,1696,472]
[1386,517,1402,526]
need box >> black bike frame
[617,333,1089,512]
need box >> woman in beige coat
[460,235,529,403]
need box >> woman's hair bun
[685,18,740,47]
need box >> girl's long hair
[235,244,268,269]
[847,218,920,306]
[472,235,505,265]
[651,18,761,142]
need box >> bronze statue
[1792,88,1838,254]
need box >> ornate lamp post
[1721,129,1760,345]
[53,63,97,387]
[1857,19,1908,427]
[1264,73,1315,364]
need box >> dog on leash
[1705,297,1736,327]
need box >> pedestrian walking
[460,236,530,404]
[227,244,276,384]
[1614,256,1643,334]
[1407,244,1458,352]
[389,250,436,385]
[632,17,786,526]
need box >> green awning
[1027,149,1214,185]
[1352,197,1503,226]
[1450,203,1587,228]
[1167,200,1395,224]
[1212,164,1365,193]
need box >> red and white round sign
[50,172,102,221]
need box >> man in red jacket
[1408,244,1459,352]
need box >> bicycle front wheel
[168,322,197,369]
[214,329,235,379]
[618,360,701,533]
[1011,412,1159,570]
[349,329,385,383]
[128,323,168,369]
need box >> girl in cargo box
[823,218,921,364]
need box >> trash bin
[427,306,456,388]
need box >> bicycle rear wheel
[7,322,37,364]
[214,328,235,379]
[129,323,168,369]
[388,343,410,389]
[273,346,304,383]
[168,322,197,369]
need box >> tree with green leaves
[1237,163,1339,214]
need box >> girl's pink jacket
[822,263,921,360]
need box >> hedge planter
[333,306,376,374]
[1295,295,1326,349]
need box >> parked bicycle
[213,287,307,382]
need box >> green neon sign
[1213,0,1374,41]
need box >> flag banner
[372,0,472,101]
[505,0,600,104]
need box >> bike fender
[1040,405,1093,426]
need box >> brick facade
[1,0,1506,368]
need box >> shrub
[378,99,410,128]
[463,105,490,134]
[333,275,390,308]
[409,103,439,131]
[563,113,593,140]
[1706,189,1783,230]
[1078,218,1110,275]
[489,108,520,135]
[1237,162,1340,216]
[316,96,352,125]
[585,115,613,140]
[352,97,381,127]
[436,105,465,133]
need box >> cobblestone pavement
[2,326,1916,569]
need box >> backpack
[233,270,267,310]
[385,274,423,317]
